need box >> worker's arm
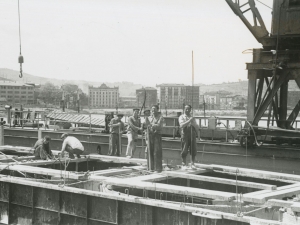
[128,117,142,132]
[60,139,67,154]
[179,116,192,128]
[108,118,120,128]
[151,116,164,131]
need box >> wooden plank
[19,158,89,166]
[94,177,236,201]
[0,164,85,180]
[163,171,277,190]
[266,199,294,208]
[196,163,300,182]
[92,166,146,176]
[243,183,300,203]
[89,154,147,165]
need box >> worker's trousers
[126,132,137,157]
[181,134,197,163]
[108,133,121,156]
[148,133,162,172]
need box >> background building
[119,96,136,108]
[136,87,157,109]
[157,84,200,109]
[0,81,35,105]
[89,83,119,108]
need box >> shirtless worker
[33,135,53,160]
[60,133,84,159]
[108,113,125,156]
[178,105,200,169]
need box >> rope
[255,0,272,10]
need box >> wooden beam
[93,177,236,201]
[196,163,300,182]
[89,154,147,165]
[0,164,85,179]
[163,171,277,190]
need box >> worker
[141,109,151,159]
[126,108,142,158]
[146,105,164,172]
[33,135,53,160]
[60,133,84,159]
[108,113,125,156]
[178,105,200,169]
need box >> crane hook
[18,55,24,78]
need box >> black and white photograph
[1,0,300,224]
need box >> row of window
[0,86,33,90]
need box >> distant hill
[0,68,142,96]
[198,80,300,96]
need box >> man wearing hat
[60,133,84,159]
[126,108,143,158]
[33,135,53,160]
[108,113,125,156]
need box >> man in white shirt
[178,105,200,169]
[60,133,84,159]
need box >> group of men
[33,133,84,160]
[108,104,200,172]
[33,104,200,172]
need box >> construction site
[1,0,300,224]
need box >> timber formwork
[1,150,300,224]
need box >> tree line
[35,82,88,108]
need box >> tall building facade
[89,84,119,108]
[156,84,200,109]
[0,82,35,105]
[136,87,157,109]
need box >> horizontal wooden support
[163,171,277,190]
[0,164,86,180]
[243,183,300,203]
[89,154,147,165]
[96,177,236,201]
[196,163,300,182]
[19,157,90,166]
[266,199,294,208]
[93,166,146,176]
[291,203,300,212]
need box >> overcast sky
[0,0,273,86]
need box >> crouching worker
[60,133,84,159]
[33,135,53,160]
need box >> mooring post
[0,125,4,146]
[38,129,42,140]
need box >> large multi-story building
[136,87,157,110]
[156,84,200,109]
[119,96,136,108]
[89,83,119,108]
[0,81,35,105]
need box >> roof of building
[89,83,118,89]
[0,81,33,87]
[156,83,185,87]
[136,87,157,91]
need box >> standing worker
[178,105,200,169]
[146,105,164,172]
[33,135,53,160]
[141,109,150,159]
[60,133,84,159]
[126,108,142,158]
[108,113,125,156]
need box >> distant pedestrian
[178,105,200,169]
[126,108,142,158]
[108,113,125,156]
[60,133,84,159]
[146,105,164,172]
[141,109,151,159]
[33,135,53,160]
